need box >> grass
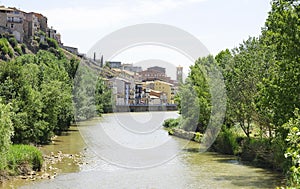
[0,145,43,176]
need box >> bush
[0,38,14,58]
[194,132,202,142]
[163,118,180,128]
[213,128,240,155]
[14,46,22,55]
[46,37,59,49]
[8,37,18,48]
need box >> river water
[11,112,283,188]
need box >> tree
[215,38,265,138]
[0,50,76,144]
[259,0,300,134]
[215,49,235,128]
[73,65,98,121]
[0,99,13,154]
[95,77,113,114]
[177,78,200,132]
[189,56,212,132]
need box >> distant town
[91,59,183,106]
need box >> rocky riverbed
[17,150,87,182]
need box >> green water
[2,112,284,189]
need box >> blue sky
[1,0,271,78]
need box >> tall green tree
[177,78,200,132]
[95,77,113,114]
[189,56,212,132]
[0,99,13,170]
[259,0,300,132]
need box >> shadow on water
[182,147,201,153]
[181,144,284,188]
[214,175,281,188]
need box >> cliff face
[0,32,79,62]
[0,33,28,61]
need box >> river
[7,112,284,188]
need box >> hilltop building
[0,5,66,51]
[0,6,26,42]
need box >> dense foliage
[0,100,14,170]
[170,0,300,186]
[0,51,77,144]
[0,35,114,180]
[73,64,113,121]
[283,109,300,187]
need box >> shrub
[8,37,18,48]
[14,46,23,55]
[0,38,13,58]
[163,118,180,128]
[46,37,59,49]
[283,109,300,187]
[194,132,202,142]
[213,128,239,155]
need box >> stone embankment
[168,128,203,143]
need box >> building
[153,80,174,104]
[24,12,39,40]
[176,65,183,83]
[107,61,121,69]
[141,80,174,104]
[0,6,51,44]
[139,69,166,82]
[0,6,25,42]
[33,13,47,33]
[62,46,79,55]
[122,63,142,73]
[135,82,143,104]
[23,12,48,42]
[147,66,166,74]
[148,90,162,105]
[47,27,61,44]
[110,77,132,105]
[108,68,138,105]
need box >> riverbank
[0,125,87,189]
[166,127,285,173]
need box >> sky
[1,0,272,79]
